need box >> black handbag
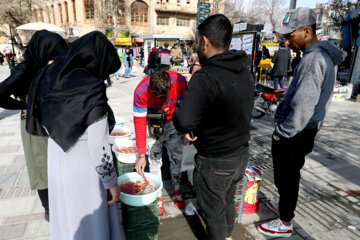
[147,107,167,136]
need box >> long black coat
[271,48,291,76]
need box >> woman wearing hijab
[26,31,122,240]
[0,30,67,220]
[122,47,133,78]
[147,47,157,75]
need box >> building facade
[32,0,224,42]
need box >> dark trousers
[194,146,249,240]
[272,128,318,222]
[273,76,285,89]
[160,64,170,71]
[38,188,49,213]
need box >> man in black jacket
[173,14,254,240]
[271,42,291,89]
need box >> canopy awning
[133,38,144,44]
[115,37,132,46]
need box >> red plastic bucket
[242,168,261,214]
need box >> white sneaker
[258,218,293,238]
[225,237,233,240]
[266,200,279,215]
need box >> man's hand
[107,183,120,205]
[135,155,146,175]
[21,109,27,119]
[183,133,197,145]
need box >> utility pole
[290,0,297,10]
[9,25,15,54]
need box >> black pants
[194,146,249,240]
[272,128,318,222]
[38,188,49,213]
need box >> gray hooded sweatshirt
[275,41,347,138]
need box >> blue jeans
[194,146,249,240]
[147,67,155,75]
[273,76,284,89]
[125,62,131,78]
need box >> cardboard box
[356,94,360,103]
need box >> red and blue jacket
[133,71,187,154]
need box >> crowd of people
[0,7,347,240]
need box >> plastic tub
[112,139,137,164]
[109,126,132,144]
[118,172,163,207]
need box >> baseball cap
[276,7,316,35]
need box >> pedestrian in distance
[160,43,171,70]
[173,14,254,240]
[134,70,187,216]
[257,7,347,238]
[140,47,144,66]
[186,43,193,63]
[0,51,4,65]
[122,47,133,78]
[291,51,302,72]
[147,47,157,75]
[0,30,67,221]
[171,43,183,66]
[262,46,271,59]
[271,42,291,89]
[26,31,122,240]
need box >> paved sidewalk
[1,63,360,239]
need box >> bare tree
[0,0,34,52]
[223,0,266,24]
[95,0,128,43]
[329,0,360,27]
[257,0,288,32]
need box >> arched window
[84,0,95,21]
[72,0,77,24]
[131,1,148,26]
[58,4,63,25]
[64,2,69,25]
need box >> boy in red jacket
[134,71,187,216]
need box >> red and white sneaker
[171,190,185,209]
[266,200,279,215]
[258,218,293,238]
[157,197,165,216]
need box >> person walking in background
[173,14,254,240]
[134,71,187,216]
[140,48,144,66]
[147,47,157,75]
[262,46,270,59]
[188,51,201,74]
[171,43,182,66]
[0,51,4,65]
[271,42,291,89]
[122,47,133,78]
[26,31,122,240]
[160,43,171,70]
[291,51,302,72]
[257,8,346,238]
[186,43,193,63]
[0,30,67,221]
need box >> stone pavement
[1,63,360,239]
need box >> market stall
[230,22,264,76]
[140,34,183,66]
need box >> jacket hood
[203,50,249,73]
[151,47,156,52]
[304,41,347,65]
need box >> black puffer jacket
[174,50,254,157]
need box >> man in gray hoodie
[258,7,347,238]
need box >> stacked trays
[122,200,159,240]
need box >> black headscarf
[26,31,121,152]
[0,30,67,109]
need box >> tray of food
[112,139,138,163]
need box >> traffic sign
[199,8,211,14]
[199,2,211,8]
